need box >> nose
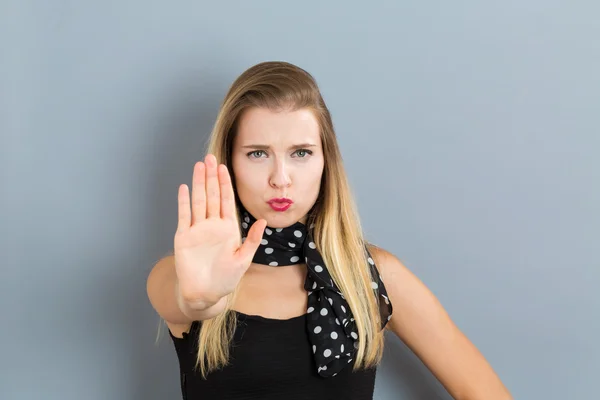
[269,159,291,189]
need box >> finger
[176,184,191,233]
[219,164,236,220]
[205,154,220,218]
[190,162,206,225]
[236,219,267,265]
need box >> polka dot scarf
[239,209,393,378]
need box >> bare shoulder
[146,254,193,339]
[366,243,443,334]
[366,244,411,288]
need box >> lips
[268,197,292,204]
[268,198,293,211]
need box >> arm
[146,254,228,325]
[370,246,512,400]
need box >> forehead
[235,107,321,145]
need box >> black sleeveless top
[169,311,378,399]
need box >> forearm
[147,255,227,324]
[175,278,228,321]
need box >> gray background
[2,1,598,399]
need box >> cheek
[231,156,248,193]
[301,162,325,191]
[233,164,263,194]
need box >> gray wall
[2,1,598,399]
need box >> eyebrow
[240,143,318,150]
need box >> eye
[294,149,313,158]
[247,150,266,159]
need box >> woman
[147,61,512,399]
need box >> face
[231,107,325,228]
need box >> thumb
[236,218,267,266]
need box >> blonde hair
[196,61,385,378]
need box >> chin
[264,209,306,228]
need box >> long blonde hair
[197,61,385,378]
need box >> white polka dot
[276,228,283,232]
[340,344,344,353]
[312,281,317,289]
[288,242,296,248]
[323,349,331,357]
[264,247,273,254]
[382,295,389,304]
[265,228,272,235]
[320,308,328,316]
[294,230,302,237]
[341,305,346,313]
[314,326,322,334]
[242,222,248,229]
[269,261,278,266]
[330,332,338,339]
[333,373,337,377]
[309,241,316,249]
[307,306,314,313]
[371,281,378,289]
[388,314,392,321]
[351,332,358,339]
[314,265,323,273]
[335,318,340,325]
[244,216,250,223]
[328,297,333,305]
[312,345,316,353]
[368,257,374,265]
[348,358,353,364]
[260,239,268,245]
[290,256,300,263]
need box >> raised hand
[174,154,267,306]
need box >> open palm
[174,154,267,304]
